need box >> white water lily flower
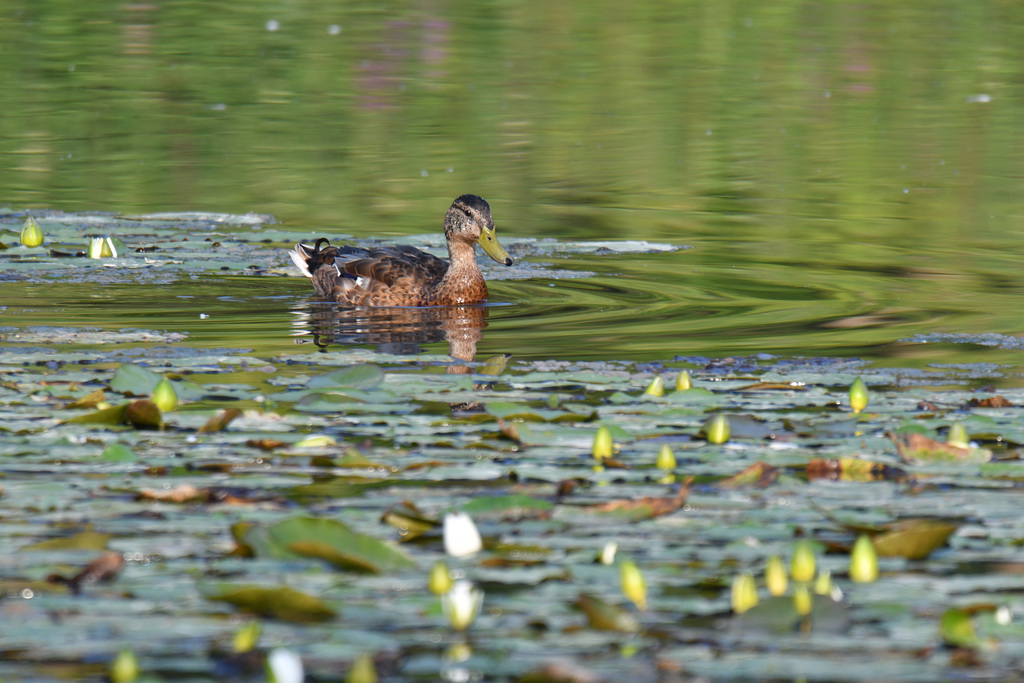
[443,512,482,558]
[599,541,618,565]
[267,648,304,683]
[442,580,483,631]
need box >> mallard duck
[288,194,513,306]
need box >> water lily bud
[765,555,788,597]
[731,572,758,614]
[792,583,812,616]
[267,648,304,683]
[110,648,139,683]
[346,653,377,683]
[620,559,647,610]
[20,216,43,247]
[599,541,618,565]
[644,376,665,397]
[442,580,483,631]
[592,425,613,461]
[428,560,453,595]
[849,534,879,583]
[655,444,676,471]
[946,422,970,449]
[703,413,730,444]
[232,620,262,653]
[443,512,482,558]
[791,540,816,583]
[813,569,832,596]
[151,377,178,412]
[88,236,111,259]
[849,377,868,414]
[675,370,692,391]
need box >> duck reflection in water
[288,194,514,410]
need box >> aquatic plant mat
[1,213,1023,681]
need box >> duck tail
[288,244,315,279]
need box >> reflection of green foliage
[1,1,1021,254]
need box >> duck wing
[289,240,449,304]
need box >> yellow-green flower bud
[946,422,970,449]
[655,444,676,471]
[110,649,139,683]
[731,572,758,614]
[791,540,816,583]
[620,559,647,610]
[346,653,378,683]
[849,534,879,583]
[675,370,692,391]
[151,377,178,412]
[232,620,262,653]
[703,413,730,444]
[592,425,613,461]
[644,376,665,397]
[792,583,812,616]
[813,569,832,596]
[20,216,43,247]
[765,555,788,597]
[428,560,453,595]
[849,377,868,414]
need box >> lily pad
[204,585,336,623]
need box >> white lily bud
[267,648,304,683]
[443,512,482,558]
[442,580,483,631]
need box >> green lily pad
[307,365,385,390]
[573,593,639,633]
[110,364,164,396]
[940,608,980,648]
[21,531,111,552]
[204,585,336,623]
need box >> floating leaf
[198,408,241,433]
[734,595,849,635]
[101,443,137,462]
[47,552,124,594]
[461,494,553,520]
[67,389,106,409]
[63,403,129,426]
[940,609,980,648]
[889,432,991,465]
[205,585,336,623]
[381,502,439,541]
[22,531,111,552]
[589,477,693,521]
[870,519,958,560]
[239,517,416,574]
[110,364,164,396]
[718,461,778,489]
[307,365,385,390]
[574,593,639,633]
[967,395,1013,408]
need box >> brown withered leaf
[198,408,241,433]
[588,476,693,520]
[139,484,205,503]
[889,432,991,465]
[47,552,124,594]
[967,395,1013,408]
[246,438,286,451]
[718,461,779,488]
